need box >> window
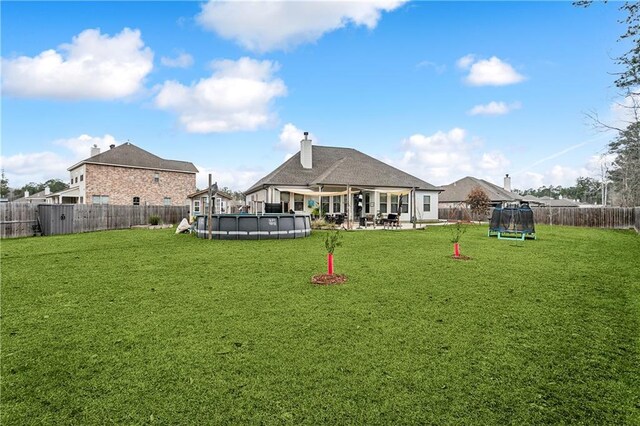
[332,195,341,213]
[194,200,201,214]
[391,195,398,214]
[92,195,109,205]
[154,172,160,183]
[423,195,431,212]
[321,196,330,215]
[80,175,84,182]
[380,193,387,214]
[280,192,290,203]
[163,197,171,206]
[74,177,78,184]
[364,192,371,214]
[294,194,304,211]
[133,197,140,206]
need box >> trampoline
[488,203,536,240]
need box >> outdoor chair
[363,214,375,228]
[383,213,399,229]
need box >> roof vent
[110,144,116,150]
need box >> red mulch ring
[451,255,472,261]
[311,274,348,285]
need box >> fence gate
[38,205,75,236]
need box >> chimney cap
[303,131,309,137]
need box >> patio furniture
[383,213,399,229]
[363,214,375,228]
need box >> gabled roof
[439,176,522,203]
[187,188,234,200]
[246,146,439,193]
[68,142,198,173]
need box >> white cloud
[387,128,511,186]
[1,28,153,100]
[54,134,119,159]
[456,54,475,70]
[196,0,406,52]
[416,60,446,74]
[276,123,316,152]
[154,57,287,133]
[511,153,618,190]
[459,55,525,86]
[0,152,68,187]
[468,101,521,116]
[0,134,122,187]
[195,165,266,192]
[161,52,194,68]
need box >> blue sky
[1,1,628,191]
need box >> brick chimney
[300,132,312,169]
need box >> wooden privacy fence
[439,207,638,230]
[0,204,189,238]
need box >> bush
[149,215,161,226]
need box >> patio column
[412,187,416,229]
[347,185,351,229]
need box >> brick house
[47,142,198,206]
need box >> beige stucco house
[47,143,198,206]
[245,134,442,223]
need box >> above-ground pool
[195,214,311,240]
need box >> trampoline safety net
[488,204,536,240]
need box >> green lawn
[2,225,639,424]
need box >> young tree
[466,186,491,223]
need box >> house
[12,188,51,204]
[187,187,234,217]
[523,195,580,207]
[244,133,441,222]
[47,142,198,205]
[439,175,522,208]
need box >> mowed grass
[1,225,639,424]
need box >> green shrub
[148,215,161,226]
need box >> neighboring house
[12,188,51,204]
[439,175,522,208]
[187,188,234,216]
[47,142,198,206]
[524,195,580,207]
[244,134,441,222]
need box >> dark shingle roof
[439,176,522,203]
[69,143,198,173]
[245,146,439,193]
